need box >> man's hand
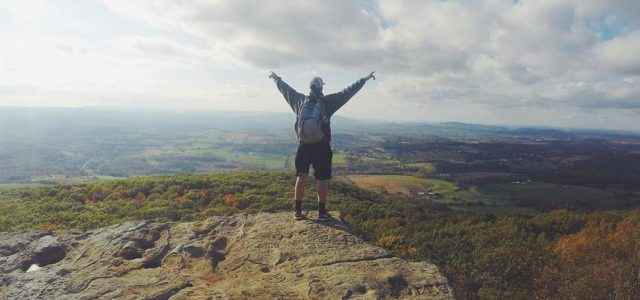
[269,71,281,80]
[365,71,376,81]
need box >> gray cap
[310,77,324,89]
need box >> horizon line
[1,104,639,135]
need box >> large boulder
[31,235,66,267]
[0,212,453,299]
[0,232,66,277]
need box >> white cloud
[595,31,640,74]
[2,0,639,130]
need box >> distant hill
[1,106,637,139]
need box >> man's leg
[294,144,311,219]
[316,179,328,214]
[294,175,308,218]
[314,142,332,219]
[295,175,306,204]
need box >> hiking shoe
[294,200,305,220]
[294,211,306,220]
[317,211,331,221]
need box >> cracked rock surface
[0,212,453,299]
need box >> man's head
[309,77,324,96]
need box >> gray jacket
[273,77,368,142]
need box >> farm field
[345,174,458,197]
[0,183,51,191]
[332,152,348,166]
[403,162,436,175]
[344,174,501,206]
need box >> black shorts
[295,141,333,180]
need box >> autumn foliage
[223,193,238,207]
[537,213,640,299]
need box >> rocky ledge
[0,212,453,299]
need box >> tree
[537,213,640,299]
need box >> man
[269,71,376,221]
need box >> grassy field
[346,175,458,197]
[0,183,51,190]
[404,162,436,174]
[236,153,287,169]
[139,145,289,170]
[332,152,348,166]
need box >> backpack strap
[318,98,329,124]
[317,98,331,143]
[294,96,308,142]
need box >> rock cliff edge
[0,212,453,299]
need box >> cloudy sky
[1,0,639,130]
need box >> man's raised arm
[269,72,305,113]
[324,72,375,116]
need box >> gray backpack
[296,98,327,144]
